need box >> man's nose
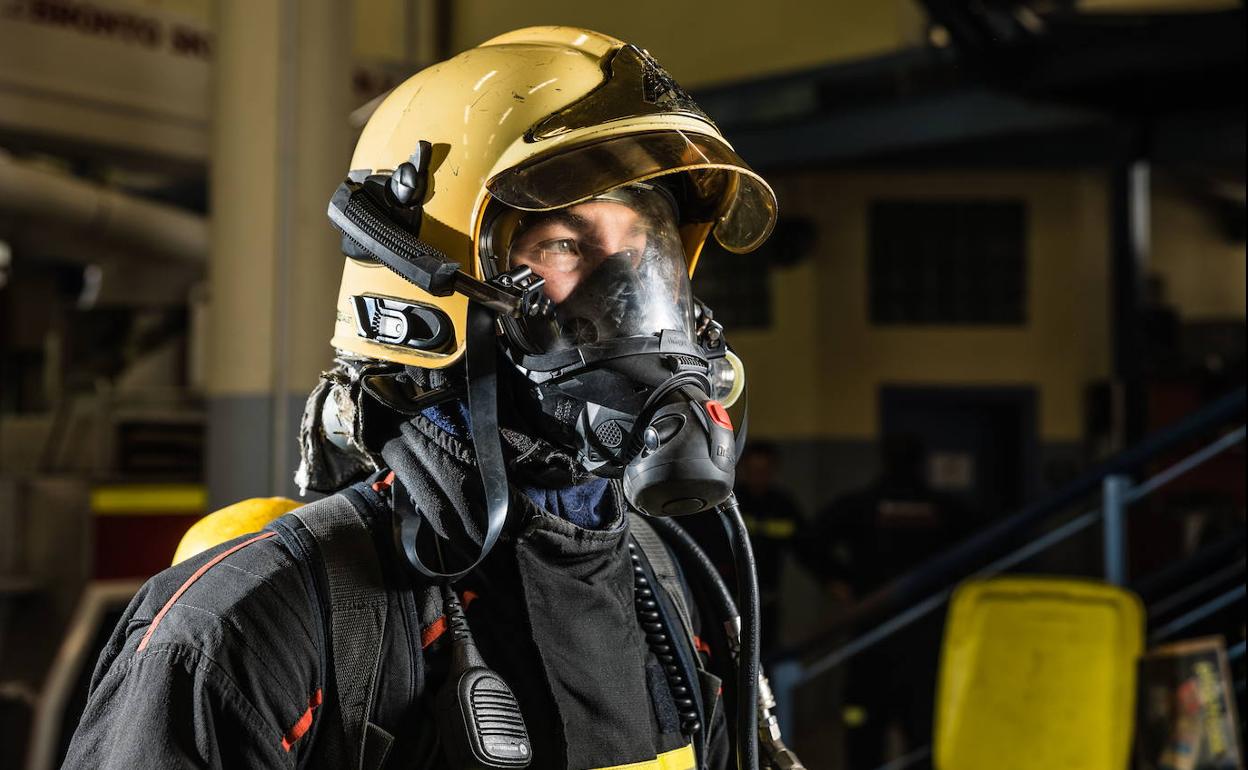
[589,224,634,259]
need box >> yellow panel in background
[91,484,207,516]
[935,577,1144,770]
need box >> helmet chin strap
[393,301,511,581]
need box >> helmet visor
[487,130,777,254]
[499,184,695,354]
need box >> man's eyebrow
[524,210,590,232]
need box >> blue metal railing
[768,387,1247,757]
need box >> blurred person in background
[734,442,802,656]
[798,433,976,767]
[677,441,803,657]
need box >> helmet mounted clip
[328,140,552,319]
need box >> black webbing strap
[294,494,391,770]
[630,513,697,654]
[631,512,715,763]
[394,300,510,581]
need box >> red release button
[705,400,733,430]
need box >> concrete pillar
[207,0,351,507]
[1110,159,1150,449]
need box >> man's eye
[534,238,582,272]
[538,238,578,254]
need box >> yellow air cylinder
[172,497,302,565]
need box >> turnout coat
[64,415,729,769]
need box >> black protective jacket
[64,415,729,770]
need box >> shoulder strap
[292,492,393,770]
[630,512,721,763]
[629,512,698,655]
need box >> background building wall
[449,0,929,87]
[737,170,1113,444]
[1151,174,1247,321]
[718,167,1243,511]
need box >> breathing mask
[483,182,746,516]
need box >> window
[869,200,1027,325]
[692,242,772,330]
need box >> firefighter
[65,26,803,770]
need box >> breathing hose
[645,516,737,624]
[719,494,760,770]
[646,514,809,770]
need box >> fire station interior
[1,1,1244,768]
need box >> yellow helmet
[329,26,777,369]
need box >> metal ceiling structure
[697,4,1244,181]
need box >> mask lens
[499,184,695,354]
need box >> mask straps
[392,301,511,582]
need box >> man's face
[498,185,695,353]
[507,200,648,303]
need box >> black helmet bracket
[326,140,552,581]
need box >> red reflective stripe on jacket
[371,471,396,493]
[421,616,447,649]
[138,531,277,652]
[280,688,323,752]
[421,591,479,649]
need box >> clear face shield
[489,183,695,355]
